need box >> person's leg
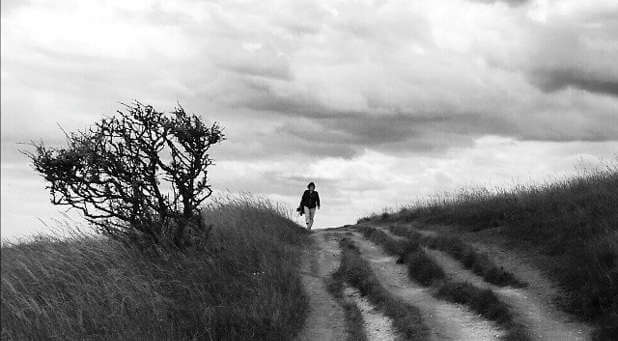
[307,207,316,229]
[303,206,311,229]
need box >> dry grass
[1,197,309,340]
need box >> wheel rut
[378,224,593,341]
[349,232,502,341]
[296,232,348,341]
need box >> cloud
[472,0,529,7]
[533,68,618,97]
[2,0,618,238]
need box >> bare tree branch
[24,101,225,248]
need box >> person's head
[307,182,316,191]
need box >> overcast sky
[2,0,617,239]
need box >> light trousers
[304,206,317,230]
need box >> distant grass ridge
[389,225,524,287]
[1,197,309,340]
[358,225,530,341]
[361,167,618,335]
[336,237,428,340]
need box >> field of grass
[1,197,309,340]
[361,167,618,336]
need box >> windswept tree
[25,102,224,248]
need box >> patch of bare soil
[350,233,503,341]
[296,232,348,341]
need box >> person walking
[298,182,320,230]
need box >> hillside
[3,170,616,340]
[1,198,309,340]
[359,167,617,339]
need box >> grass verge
[1,197,309,340]
[336,237,428,340]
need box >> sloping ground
[349,232,502,341]
[1,200,309,341]
[364,170,618,337]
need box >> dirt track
[296,232,348,341]
[296,225,593,341]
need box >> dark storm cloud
[229,78,330,116]
[3,0,618,238]
[270,113,503,158]
[533,69,618,97]
[228,75,618,159]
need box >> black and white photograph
[1,0,617,340]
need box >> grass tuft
[389,225,525,287]
[358,226,443,286]
[404,250,446,286]
[437,282,511,323]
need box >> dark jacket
[300,190,320,209]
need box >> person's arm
[316,192,321,209]
[300,190,307,207]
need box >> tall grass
[362,166,618,335]
[1,197,309,340]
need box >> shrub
[24,101,225,248]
